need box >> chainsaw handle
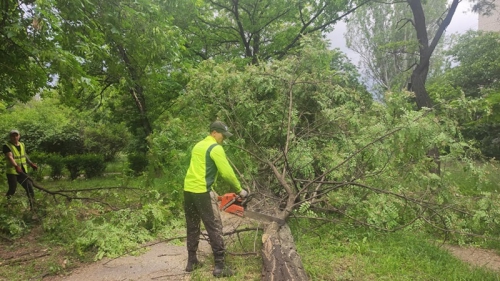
[240,193,254,207]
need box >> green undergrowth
[0,173,185,281]
[188,224,264,281]
[2,160,500,280]
[291,219,500,281]
[441,160,500,195]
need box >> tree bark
[116,44,153,137]
[261,222,308,281]
[407,0,459,174]
[407,0,459,110]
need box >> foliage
[433,30,500,158]
[0,0,54,104]
[0,98,130,159]
[127,153,149,176]
[83,123,130,162]
[292,220,500,280]
[346,0,447,96]
[2,175,183,263]
[157,35,500,248]
[45,153,65,180]
[174,0,370,63]
[445,31,500,99]
[79,154,107,179]
[0,98,78,153]
[74,209,152,260]
[39,0,188,150]
[65,198,178,260]
[64,155,81,180]
[151,37,371,200]
[0,208,28,238]
[3,0,500,279]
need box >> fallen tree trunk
[261,222,308,281]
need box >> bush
[127,153,148,176]
[64,155,82,180]
[45,154,65,180]
[80,154,106,179]
[84,124,130,162]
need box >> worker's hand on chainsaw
[15,165,23,174]
[239,189,249,198]
[30,163,38,171]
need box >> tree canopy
[174,0,372,64]
[346,0,447,96]
[0,0,53,104]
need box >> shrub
[127,153,148,176]
[84,124,130,162]
[64,155,82,180]
[80,154,106,179]
[45,154,65,180]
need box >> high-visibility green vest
[184,136,242,193]
[5,142,27,175]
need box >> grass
[441,160,500,195]
[0,166,185,281]
[291,219,500,281]
[2,159,500,280]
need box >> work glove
[15,165,23,174]
[239,189,249,198]
[30,163,38,171]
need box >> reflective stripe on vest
[5,142,27,175]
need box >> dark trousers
[184,191,224,257]
[6,173,35,208]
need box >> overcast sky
[327,1,478,65]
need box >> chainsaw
[217,193,285,225]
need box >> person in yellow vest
[183,121,248,278]
[3,130,38,210]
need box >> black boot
[212,255,234,278]
[185,251,202,272]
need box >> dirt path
[43,243,196,281]
[442,244,500,272]
[41,212,252,281]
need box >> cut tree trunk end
[261,222,308,281]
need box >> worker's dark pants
[6,173,35,209]
[184,191,225,258]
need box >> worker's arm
[210,146,242,192]
[5,151,18,167]
[26,154,38,170]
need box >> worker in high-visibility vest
[3,129,38,210]
[183,121,248,277]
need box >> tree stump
[261,222,308,281]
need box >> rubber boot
[212,255,234,278]
[185,251,202,272]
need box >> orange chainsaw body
[218,193,244,217]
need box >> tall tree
[346,0,446,96]
[407,0,495,110]
[349,0,496,173]
[175,0,373,64]
[39,0,186,150]
[0,0,54,104]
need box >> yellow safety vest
[5,142,27,175]
[184,136,242,193]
